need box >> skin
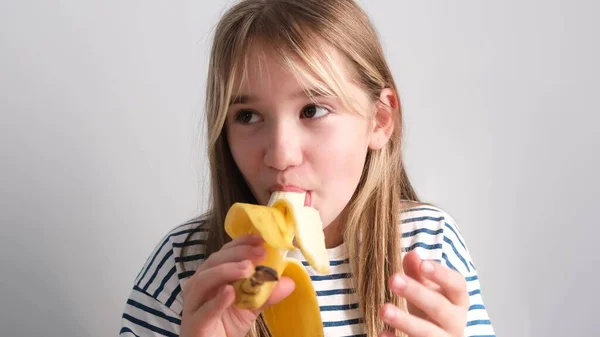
[180,45,469,337]
[180,234,295,337]
[382,250,469,337]
[225,45,389,249]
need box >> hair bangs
[224,12,369,118]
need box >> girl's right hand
[179,234,295,337]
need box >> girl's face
[225,46,392,246]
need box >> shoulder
[130,217,210,315]
[120,218,209,335]
[399,202,475,274]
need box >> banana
[224,191,330,337]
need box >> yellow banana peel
[224,191,330,337]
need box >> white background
[1,1,598,336]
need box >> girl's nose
[263,122,303,172]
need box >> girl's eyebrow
[229,88,327,106]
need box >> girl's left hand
[379,250,468,337]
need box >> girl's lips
[268,184,306,193]
[267,184,312,206]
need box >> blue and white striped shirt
[120,205,496,337]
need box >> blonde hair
[182,1,420,336]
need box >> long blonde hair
[182,1,420,336]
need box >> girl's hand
[379,250,468,337]
[179,234,295,337]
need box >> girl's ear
[369,88,397,150]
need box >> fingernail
[392,275,406,290]
[421,261,434,274]
[239,260,251,269]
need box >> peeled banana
[224,191,330,337]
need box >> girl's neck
[323,213,346,249]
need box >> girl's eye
[234,110,260,124]
[301,104,330,119]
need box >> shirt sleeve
[120,286,182,337]
[119,231,185,337]
[440,214,496,337]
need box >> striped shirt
[120,205,496,337]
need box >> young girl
[120,1,495,336]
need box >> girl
[120,1,496,336]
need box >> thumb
[403,250,438,287]
[192,284,236,331]
[402,250,426,282]
[251,276,295,314]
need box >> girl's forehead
[232,42,356,96]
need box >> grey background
[1,1,598,336]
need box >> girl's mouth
[267,184,312,207]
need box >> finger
[402,250,437,288]
[389,273,457,331]
[184,235,264,304]
[402,250,426,282]
[185,245,263,300]
[221,234,263,250]
[402,251,443,319]
[186,260,254,313]
[193,284,236,329]
[420,260,469,307]
[199,242,266,271]
[380,303,449,337]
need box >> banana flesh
[224,191,330,336]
